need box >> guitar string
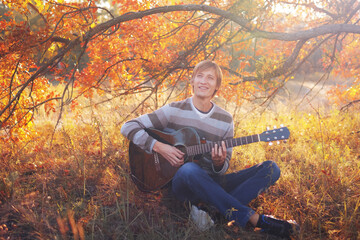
[187,135,260,156]
[185,129,288,156]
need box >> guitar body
[129,127,200,192]
[128,125,290,192]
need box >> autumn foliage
[1,0,360,239]
[1,0,360,140]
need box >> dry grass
[0,89,359,239]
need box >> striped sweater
[121,97,234,175]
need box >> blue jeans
[171,160,280,227]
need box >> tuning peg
[273,126,277,129]
[280,124,284,127]
[283,140,287,143]
[277,141,280,145]
[266,126,270,131]
[269,142,273,146]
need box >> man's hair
[192,60,223,96]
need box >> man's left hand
[211,141,226,168]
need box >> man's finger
[176,149,185,156]
[176,151,184,158]
[221,141,226,150]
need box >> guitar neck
[186,134,260,156]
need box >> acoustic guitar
[129,126,290,192]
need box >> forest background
[0,0,359,239]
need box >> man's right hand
[152,141,185,167]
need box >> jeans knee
[262,160,280,183]
[172,162,204,202]
[175,162,202,180]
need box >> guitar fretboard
[186,134,260,156]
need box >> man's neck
[192,96,213,113]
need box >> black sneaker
[256,214,300,239]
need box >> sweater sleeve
[120,105,170,153]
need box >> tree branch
[341,99,360,111]
[88,4,360,42]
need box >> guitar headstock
[259,126,290,143]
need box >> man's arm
[153,141,184,167]
[211,141,227,171]
[121,105,184,167]
[121,105,170,153]
[211,120,234,174]
[121,119,157,153]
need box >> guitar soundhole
[175,144,188,162]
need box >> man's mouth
[198,86,208,90]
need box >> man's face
[191,67,218,100]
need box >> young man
[121,60,299,238]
